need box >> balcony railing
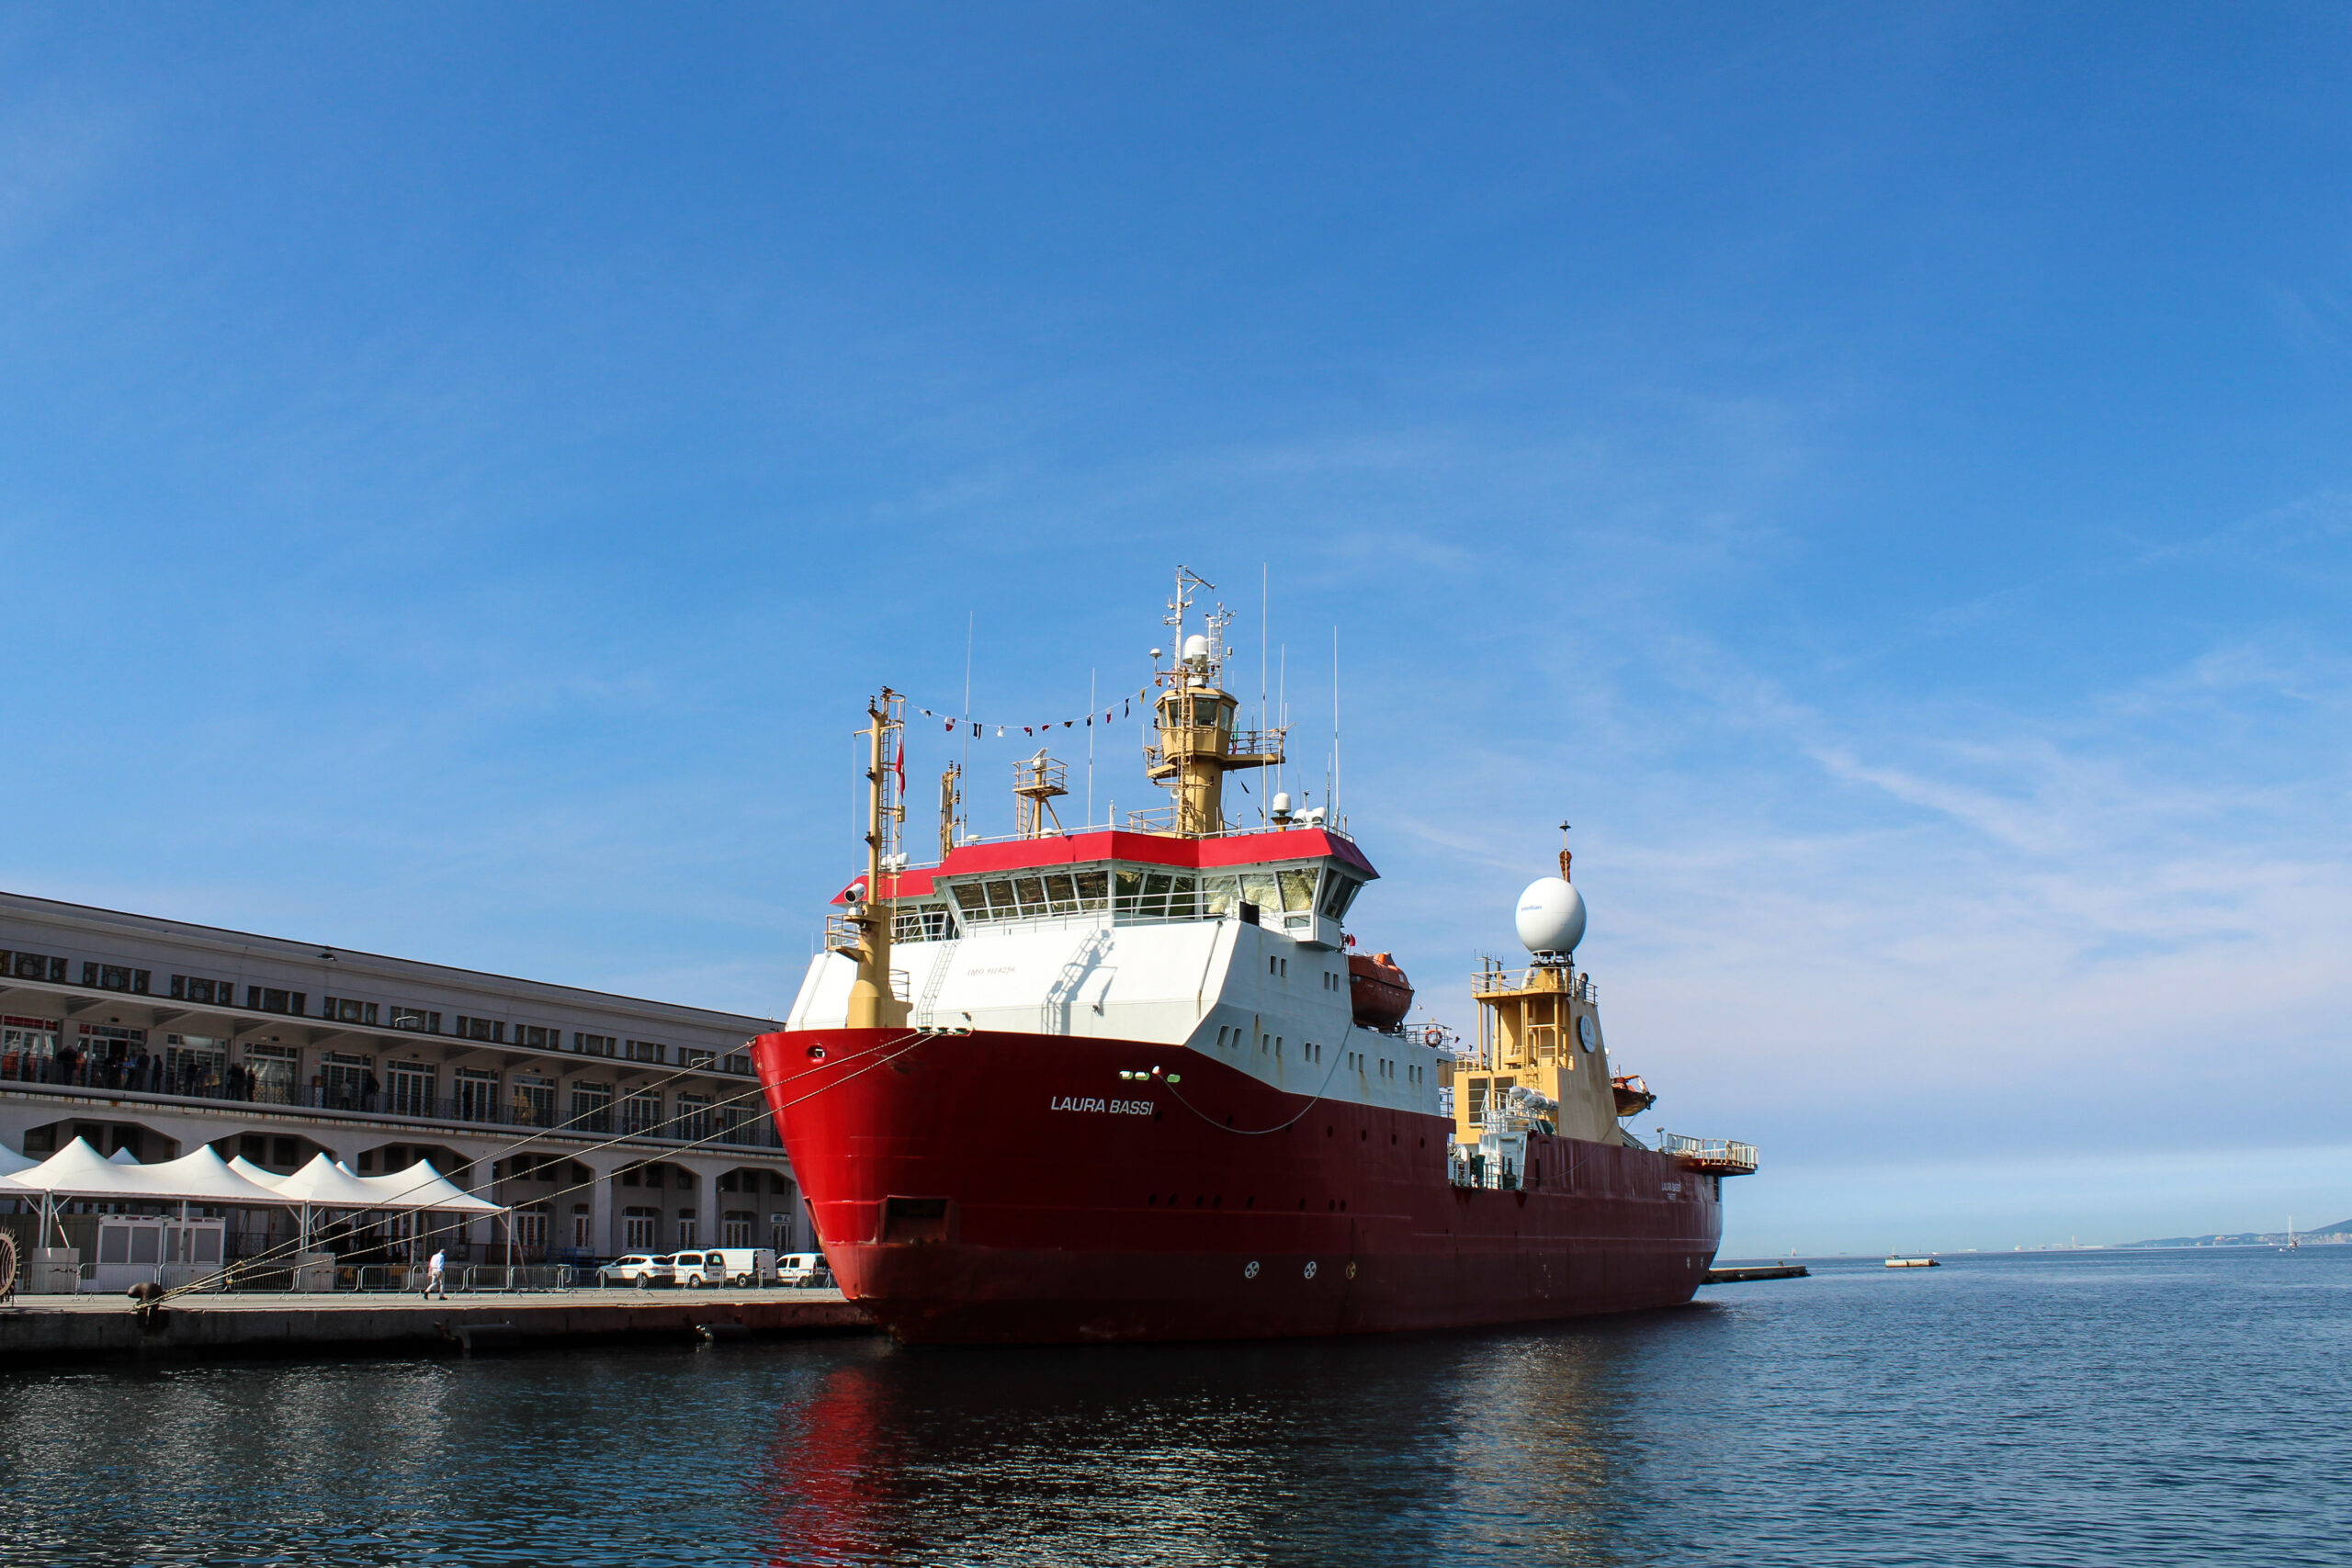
[939,813,1353,849]
[1469,963,1597,1003]
[1661,1133,1759,1175]
[0,1058,784,1149]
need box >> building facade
[0,890,806,1264]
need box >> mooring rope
[147,1026,946,1306]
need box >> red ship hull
[753,1026,1723,1346]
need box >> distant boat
[1884,1256,1940,1269]
[2283,1216,2299,1252]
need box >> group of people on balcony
[0,1045,274,1101]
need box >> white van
[776,1252,833,1288]
[662,1250,729,1288]
[703,1247,778,1287]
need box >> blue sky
[3,6,2347,1252]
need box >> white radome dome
[1515,876,1587,956]
[1182,633,1211,663]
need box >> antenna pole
[846,689,908,1030]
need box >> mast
[844,688,908,1030]
[938,761,962,858]
[1144,568,1283,837]
[1012,750,1069,839]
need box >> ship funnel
[1515,875,1587,960]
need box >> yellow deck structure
[1453,956,1623,1147]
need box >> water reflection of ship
[757,1353,912,1566]
[756,1334,1642,1567]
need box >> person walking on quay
[422,1247,448,1300]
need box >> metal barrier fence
[79,1262,582,1294]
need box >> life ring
[1421,1024,1444,1048]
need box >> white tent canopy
[0,1144,36,1179]
[354,1160,501,1215]
[227,1155,286,1190]
[107,1146,140,1165]
[0,1138,289,1206]
[271,1153,395,1210]
[271,1153,499,1215]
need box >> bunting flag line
[911,686,1158,741]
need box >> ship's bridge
[844,827,1377,951]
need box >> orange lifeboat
[1611,1074,1657,1118]
[1348,951,1414,1031]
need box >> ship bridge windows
[940,860,1349,927]
[1277,869,1317,913]
[1115,871,1199,920]
[944,870,1114,924]
[892,904,954,943]
[1203,864,1342,923]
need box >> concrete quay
[0,1286,879,1364]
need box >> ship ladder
[1041,929,1114,1033]
[912,939,960,1031]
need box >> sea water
[2,1247,2345,1566]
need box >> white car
[598,1255,664,1287]
[776,1252,834,1288]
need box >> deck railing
[0,1069,784,1149]
[1661,1134,1759,1173]
[931,815,1355,852]
[1447,1152,1521,1190]
[1469,963,1597,1002]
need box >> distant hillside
[2118,1219,2352,1248]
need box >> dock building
[0,890,806,1266]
